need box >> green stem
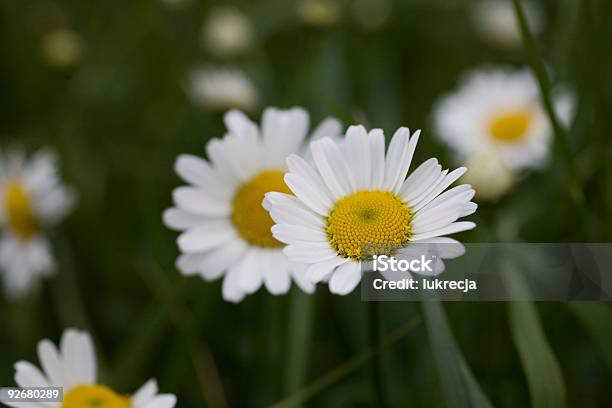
[284,288,315,402]
[512,0,584,206]
[270,314,421,408]
[367,302,388,407]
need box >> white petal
[306,257,348,283]
[410,221,476,241]
[262,107,309,160]
[343,125,371,190]
[383,128,419,193]
[271,224,326,244]
[37,340,63,387]
[172,187,229,216]
[329,262,362,295]
[162,208,207,231]
[174,155,233,200]
[222,264,247,303]
[286,154,334,205]
[311,117,342,141]
[60,329,96,387]
[177,220,235,253]
[14,361,49,388]
[289,263,316,294]
[140,395,177,408]
[283,243,337,264]
[263,251,291,295]
[224,109,258,140]
[235,248,265,294]
[311,138,355,199]
[368,129,386,189]
[284,173,331,216]
[132,379,159,406]
[411,167,468,211]
[400,158,441,202]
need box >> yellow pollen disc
[4,181,37,240]
[488,109,533,142]
[231,170,291,247]
[326,190,412,261]
[62,385,132,408]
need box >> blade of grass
[270,314,422,408]
[422,302,493,408]
[502,262,567,408]
[512,0,583,206]
[284,288,315,404]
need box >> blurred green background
[1,0,611,406]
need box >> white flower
[265,126,477,295]
[186,67,258,112]
[0,149,76,298]
[202,7,255,57]
[41,28,84,68]
[298,0,341,27]
[434,68,572,171]
[463,150,515,202]
[5,328,176,408]
[164,107,343,302]
[470,0,543,48]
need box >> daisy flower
[202,7,255,58]
[163,107,343,302]
[0,149,75,298]
[265,125,477,295]
[433,67,572,171]
[5,328,176,408]
[186,67,259,112]
[470,0,543,48]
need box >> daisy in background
[186,67,259,113]
[0,149,75,298]
[470,0,543,49]
[5,328,176,408]
[164,107,343,302]
[265,125,477,295]
[202,7,255,58]
[433,67,573,201]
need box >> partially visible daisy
[41,28,84,68]
[202,7,255,57]
[470,0,543,48]
[186,67,259,112]
[164,107,342,302]
[265,126,477,295]
[5,328,176,408]
[0,149,76,298]
[463,150,515,202]
[433,68,572,171]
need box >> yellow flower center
[488,109,533,142]
[231,170,291,247]
[326,190,412,260]
[62,385,131,408]
[4,181,37,240]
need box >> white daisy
[186,67,259,113]
[163,107,343,302]
[202,7,255,58]
[5,328,176,408]
[470,0,543,48]
[265,125,477,295]
[433,67,572,171]
[0,149,76,298]
[463,150,515,202]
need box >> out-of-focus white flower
[350,0,391,31]
[186,67,259,112]
[0,149,76,298]
[164,107,343,302]
[41,28,83,68]
[434,67,572,171]
[266,126,477,295]
[298,0,340,27]
[471,0,543,48]
[6,328,176,408]
[463,150,515,202]
[202,7,255,57]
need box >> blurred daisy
[41,28,83,68]
[265,126,477,295]
[299,0,340,27]
[0,149,75,298]
[186,67,258,112]
[164,107,342,302]
[434,68,572,171]
[463,150,515,202]
[6,328,176,408]
[471,0,543,48]
[202,7,255,57]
